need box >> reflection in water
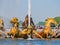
[0,39,60,45]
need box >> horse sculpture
[36,18,57,39]
[43,18,57,38]
[0,19,4,31]
[8,17,20,38]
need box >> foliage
[54,16,60,24]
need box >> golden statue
[22,15,35,29]
[43,18,57,38]
[20,15,43,39]
[8,17,20,38]
[7,16,58,39]
[34,18,57,39]
[19,15,35,39]
[0,19,5,31]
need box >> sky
[0,0,60,24]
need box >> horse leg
[46,33,48,39]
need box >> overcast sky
[0,0,60,24]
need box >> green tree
[54,16,60,24]
[37,22,45,26]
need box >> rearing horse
[43,18,57,38]
[8,17,20,38]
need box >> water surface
[0,39,60,45]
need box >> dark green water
[0,39,60,45]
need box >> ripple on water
[0,39,60,45]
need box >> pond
[0,39,60,45]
